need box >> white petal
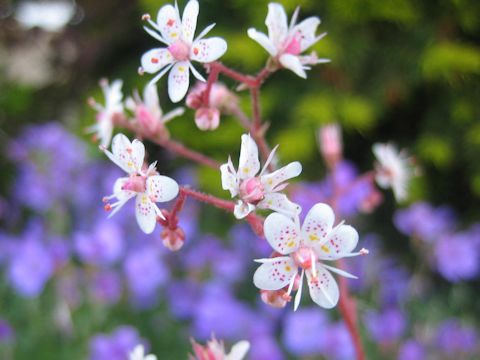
[181,0,199,43]
[317,224,359,258]
[264,212,301,255]
[238,134,260,180]
[105,79,123,111]
[258,193,301,217]
[143,84,162,119]
[145,356,157,360]
[113,177,135,201]
[292,16,321,52]
[156,3,182,43]
[233,200,255,219]
[189,63,206,82]
[279,53,307,78]
[146,175,179,202]
[135,193,158,234]
[220,157,239,197]
[301,203,334,247]
[226,341,250,360]
[190,37,227,63]
[168,61,190,103]
[306,266,339,309]
[253,256,297,290]
[322,264,358,279]
[141,48,174,74]
[97,113,114,148]
[294,270,305,311]
[247,28,277,56]
[261,161,302,192]
[107,134,145,174]
[266,3,288,48]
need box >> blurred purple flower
[365,307,406,345]
[0,318,14,343]
[167,279,202,319]
[282,307,328,356]
[89,326,146,360]
[435,319,477,355]
[8,238,54,297]
[434,233,478,282]
[74,220,125,266]
[323,322,355,360]
[250,334,285,360]
[394,202,456,243]
[89,270,122,304]
[124,246,169,307]
[398,339,426,360]
[378,259,411,306]
[192,283,253,340]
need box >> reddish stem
[158,138,220,169]
[168,190,187,230]
[209,62,258,88]
[337,259,365,360]
[178,187,264,237]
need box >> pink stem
[168,190,187,231]
[179,187,264,237]
[159,138,220,169]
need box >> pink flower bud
[318,123,343,168]
[239,177,264,204]
[186,87,204,109]
[161,227,185,251]
[194,107,220,131]
[260,289,290,308]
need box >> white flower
[126,84,185,135]
[15,0,75,32]
[87,79,124,148]
[253,203,367,310]
[248,3,329,78]
[101,133,179,234]
[373,143,413,202]
[129,345,157,360]
[220,134,302,219]
[190,338,250,360]
[140,0,228,103]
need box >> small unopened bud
[195,107,220,131]
[186,87,204,109]
[161,227,185,251]
[260,289,290,308]
[318,123,343,169]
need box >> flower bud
[318,123,342,169]
[260,289,290,308]
[194,107,220,131]
[160,227,185,251]
[239,177,264,204]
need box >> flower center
[284,34,302,55]
[168,40,190,61]
[239,177,265,204]
[121,174,147,193]
[292,246,316,269]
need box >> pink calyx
[121,175,147,193]
[168,40,190,61]
[292,246,316,270]
[239,177,265,204]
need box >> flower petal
[96,112,114,148]
[233,200,255,219]
[261,161,302,192]
[190,37,227,63]
[247,28,277,56]
[220,157,239,197]
[258,192,301,217]
[306,266,339,309]
[135,193,157,234]
[106,134,145,174]
[143,84,162,119]
[113,177,135,201]
[266,3,288,48]
[181,0,199,43]
[141,48,174,74]
[317,224,359,258]
[226,341,250,360]
[168,61,190,103]
[279,53,307,78]
[156,3,182,43]
[292,16,321,52]
[238,134,260,180]
[264,212,301,255]
[104,79,123,111]
[253,256,297,290]
[146,175,179,202]
[301,203,334,247]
